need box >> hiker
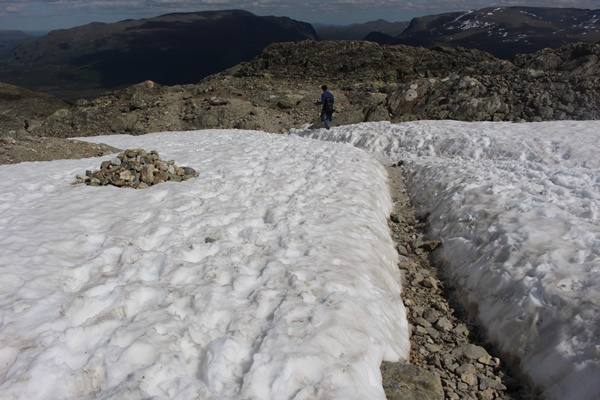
[316,85,335,129]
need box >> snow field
[297,121,600,400]
[0,130,409,399]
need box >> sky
[1,0,600,31]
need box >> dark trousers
[321,110,333,129]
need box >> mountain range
[2,6,600,99]
[0,10,316,99]
[369,6,600,58]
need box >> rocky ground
[0,135,119,165]
[0,82,121,164]
[382,165,542,400]
[0,82,66,135]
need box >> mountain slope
[382,6,600,58]
[0,10,317,98]
[315,20,409,40]
[364,31,402,45]
[0,30,32,58]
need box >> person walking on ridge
[316,85,335,130]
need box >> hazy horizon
[3,7,421,32]
[1,1,600,31]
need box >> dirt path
[381,165,541,400]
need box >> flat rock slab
[381,362,444,400]
[0,136,119,165]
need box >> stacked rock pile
[75,149,198,189]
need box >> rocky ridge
[10,40,597,140]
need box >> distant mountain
[371,7,600,58]
[0,30,32,58]
[0,10,317,98]
[364,31,400,45]
[315,19,409,40]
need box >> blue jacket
[320,90,334,112]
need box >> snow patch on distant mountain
[396,6,600,57]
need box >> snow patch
[0,130,409,399]
[296,121,600,400]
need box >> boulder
[455,363,478,386]
[381,362,444,400]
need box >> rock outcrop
[235,41,508,82]
[0,82,66,136]
[76,149,198,189]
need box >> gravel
[381,165,542,400]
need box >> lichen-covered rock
[455,363,478,386]
[75,149,198,189]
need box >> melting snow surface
[0,130,409,399]
[297,121,600,400]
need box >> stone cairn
[75,149,198,189]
